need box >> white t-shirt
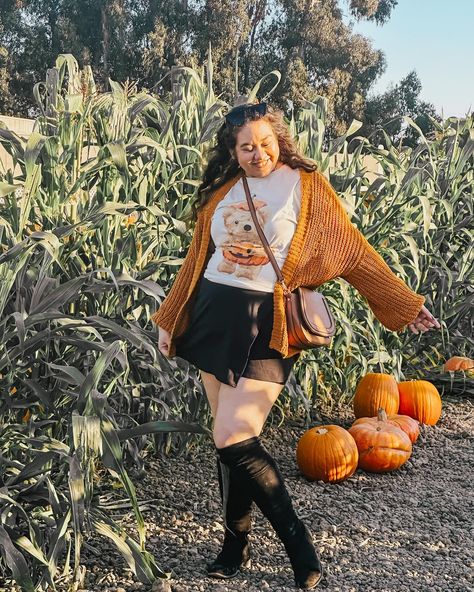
[204,164,301,292]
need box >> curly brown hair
[193,101,317,221]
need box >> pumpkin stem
[377,408,388,422]
[315,428,328,435]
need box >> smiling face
[232,119,280,177]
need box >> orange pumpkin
[348,409,412,473]
[443,356,474,374]
[296,425,359,483]
[385,414,420,443]
[352,409,420,444]
[353,373,399,419]
[398,380,442,425]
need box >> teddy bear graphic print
[204,165,301,293]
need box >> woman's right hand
[158,326,171,357]
[408,304,441,334]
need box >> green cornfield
[0,54,472,590]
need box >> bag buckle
[279,279,292,299]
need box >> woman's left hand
[408,304,441,334]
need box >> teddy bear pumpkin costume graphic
[217,198,275,280]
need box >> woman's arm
[151,211,205,333]
[341,240,426,331]
[318,172,427,332]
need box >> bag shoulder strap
[242,175,288,292]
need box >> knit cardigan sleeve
[319,173,426,332]
[151,211,205,333]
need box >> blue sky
[345,0,473,117]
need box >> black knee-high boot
[217,435,322,590]
[206,450,253,579]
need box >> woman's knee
[213,421,260,449]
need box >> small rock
[151,579,172,592]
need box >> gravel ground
[78,398,474,592]
[6,399,474,592]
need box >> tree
[139,0,198,88]
[361,71,440,147]
[0,44,13,114]
[251,0,395,136]
[193,0,253,100]
[0,0,440,146]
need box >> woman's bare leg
[199,370,222,422]
[213,377,284,449]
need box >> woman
[152,100,440,589]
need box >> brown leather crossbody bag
[242,174,336,350]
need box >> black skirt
[175,277,300,388]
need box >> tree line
[0,0,439,145]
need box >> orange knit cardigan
[151,169,425,358]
